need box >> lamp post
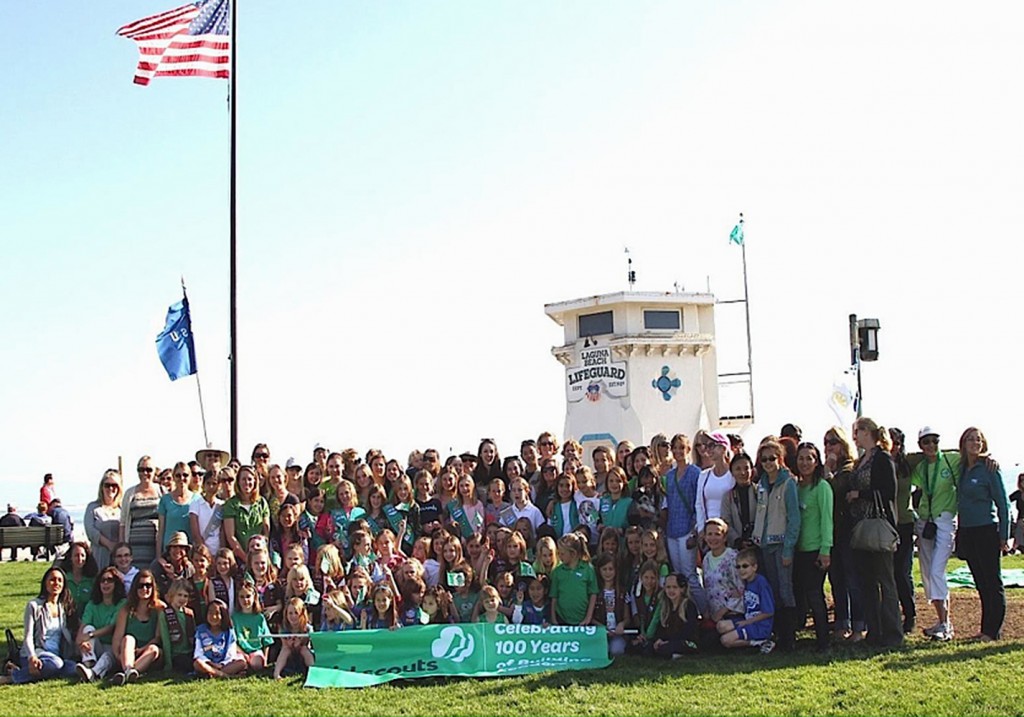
[849,314,881,418]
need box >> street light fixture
[849,314,881,418]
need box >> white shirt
[696,468,735,532]
[189,497,224,555]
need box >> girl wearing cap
[912,427,958,640]
[957,427,1010,641]
[85,469,123,570]
[694,432,735,540]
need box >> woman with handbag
[956,427,1010,641]
[846,418,903,648]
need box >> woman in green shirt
[793,443,833,652]
[223,466,270,565]
[58,542,98,618]
[110,570,163,685]
[74,567,127,682]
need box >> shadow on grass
[369,635,1024,695]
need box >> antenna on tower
[625,247,636,290]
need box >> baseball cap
[918,426,940,440]
[707,431,731,448]
[285,457,302,471]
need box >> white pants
[666,535,708,616]
[916,512,956,602]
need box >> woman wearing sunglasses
[109,570,164,685]
[120,456,163,570]
[84,469,123,570]
[847,418,903,648]
[823,426,865,641]
[752,439,800,651]
[74,567,128,682]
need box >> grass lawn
[0,558,1021,716]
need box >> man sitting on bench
[23,503,52,560]
[0,505,26,561]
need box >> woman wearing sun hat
[151,532,194,599]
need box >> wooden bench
[0,526,66,558]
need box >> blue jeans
[667,536,708,616]
[12,651,77,684]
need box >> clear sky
[2,1,1022,511]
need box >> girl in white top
[695,432,736,536]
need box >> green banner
[306,623,611,688]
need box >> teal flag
[306,623,611,688]
[729,223,744,245]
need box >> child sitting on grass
[716,548,775,653]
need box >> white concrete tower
[544,290,722,459]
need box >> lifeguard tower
[544,290,751,458]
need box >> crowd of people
[1,420,1018,687]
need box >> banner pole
[181,277,210,447]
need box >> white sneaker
[75,663,94,683]
[931,624,954,642]
[922,622,944,637]
[759,640,776,654]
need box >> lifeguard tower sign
[566,348,628,403]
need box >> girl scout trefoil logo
[431,626,475,663]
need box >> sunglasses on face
[103,483,119,490]
[138,467,153,473]
[254,453,270,460]
[138,583,154,590]
[824,438,840,446]
[736,562,753,569]
[920,437,939,446]
[100,576,117,584]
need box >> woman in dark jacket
[824,426,864,641]
[847,418,903,648]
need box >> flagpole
[738,214,754,422]
[229,0,238,460]
[182,277,210,447]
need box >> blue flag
[156,297,197,381]
[729,223,744,245]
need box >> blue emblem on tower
[652,366,681,401]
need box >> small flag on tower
[729,219,744,246]
[156,297,197,381]
[117,0,230,86]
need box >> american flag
[117,0,230,86]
